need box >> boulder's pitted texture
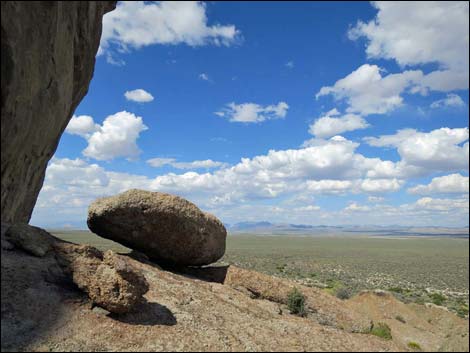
[1,1,116,223]
[55,243,149,314]
[87,189,227,266]
[71,249,149,314]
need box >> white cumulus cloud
[83,111,148,161]
[305,179,353,194]
[318,2,469,116]
[99,1,241,61]
[32,158,153,226]
[365,127,469,173]
[340,197,469,223]
[124,89,154,103]
[408,174,469,195]
[348,1,469,91]
[430,94,465,109]
[149,135,410,203]
[344,202,371,212]
[414,197,469,213]
[316,64,423,116]
[359,178,402,193]
[32,130,470,228]
[147,158,226,170]
[65,115,100,138]
[309,108,370,138]
[215,102,289,123]
[65,111,148,161]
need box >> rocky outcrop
[87,189,227,266]
[220,265,372,333]
[1,1,115,223]
[5,224,55,257]
[55,244,150,314]
[2,223,148,315]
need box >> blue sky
[31,1,469,229]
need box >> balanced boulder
[87,189,227,267]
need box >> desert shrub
[287,287,306,317]
[324,279,343,296]
[415,297,425,305]
[336,287,351,300]
[407,342,422,350]
[395,315,406,323]
[429,292,446,306]
[456,304,469,318]
[325,278,336,288]
[388,287,404,294]
[370,322,392,340]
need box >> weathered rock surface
[87,189,227,266]
[55,243,149,314]
[5,224,55,257]
[1,1,115,223]
[1,224,148,314]
[223,266,372,333]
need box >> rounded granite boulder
[87,189,227,267]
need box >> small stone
[92,306,111,316]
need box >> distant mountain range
[45,220,469,238]
[226,222,469,237]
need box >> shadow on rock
[124,250,230,285]
[1,236,86,351]
[172,265,230,284]
[109,301,177,326]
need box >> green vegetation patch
[287,287,306,317]
[388,287,405,294]
[407,341,422,350]
[429,292,446,306]
[323,279,343,294]
[455,304,469,318]
[322,279,352,300]
[370,322,392,340]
